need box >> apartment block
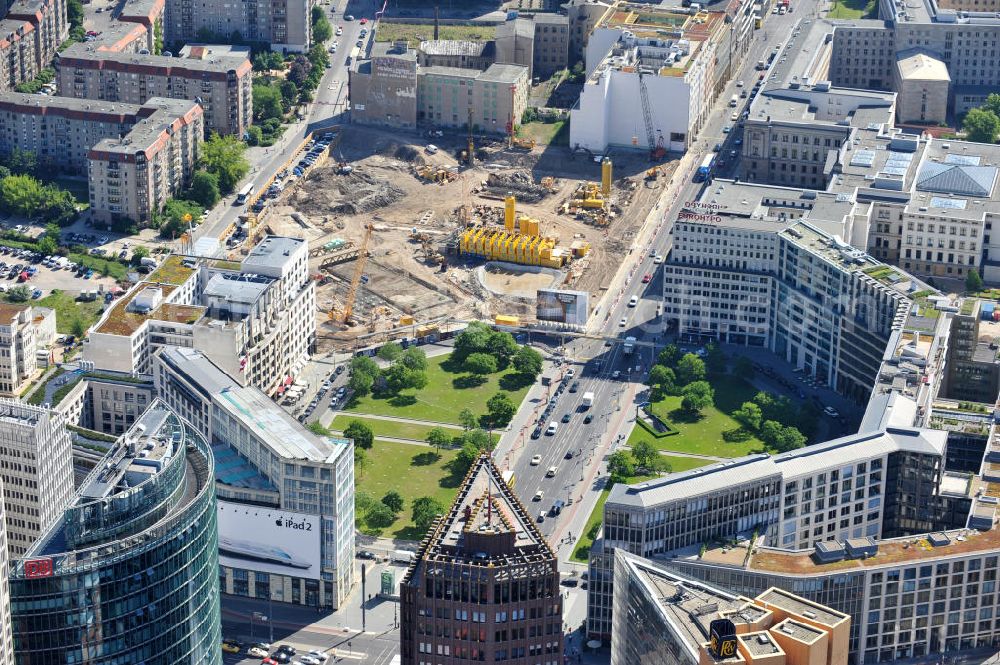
[0,0,66,92]
[400,455,562,665]
[154,346,356,609]
[612,551,850,665]
[87,98,204,227]
[83,237,315,397]
[115,0,165,54]
[494,13,570,79]
[56,43,253,137]
[569,6,724,153]
[828,0,1000,118]
[0,94,202,226]
[0,399,73,558]
[164,0,311,52]
[0,480,10,664]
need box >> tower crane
[332,222,373,325]
[638,72,666,161]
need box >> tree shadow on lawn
[412,451,439,466]
[499,372,533,391]
[442,458,470,489]
[440,356,465,374]
[668,408,705,425]
[453,375,487,389]
[388,394,417,407]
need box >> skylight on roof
[929,196,967,210]
[850,150,876,167]
[944,154,981,166]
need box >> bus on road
[694,154,715,182]
[236,182,254,205]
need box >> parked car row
[252,133,335,214]
[223,638,329,664]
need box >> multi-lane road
[499,5,823,554]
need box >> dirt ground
[266,125,674,349]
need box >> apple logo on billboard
[275,518,283,527]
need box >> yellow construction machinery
[511,137,536,150]
[540,176,557,191]
[329,222,373,325]
[458,194,574,268]
[415,165,457,183]
[645,166,663,181]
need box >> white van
[392,550,415,564]
[628,295,639,307]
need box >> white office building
[154,346,355,609]
[0,400,73,557]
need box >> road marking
[333,650,368,659]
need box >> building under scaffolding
[400,455,563,665]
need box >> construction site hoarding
[537,288,589,325]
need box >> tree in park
[70,317,86,338]
[412,496,445,532]
[348,371,374,397]
[774,426,807,453]
[377,342,403,362]
[131,245,150,264]
[657,344,680,368]
[383,362,426,394]
[631,439,659,473]
[464,352,497,377]
[426,427,452,455]
[365,503,396,529]
[486,330,519,367]
[454,321,492,360]
[458,408,478,431]
[200,133,249,194]
[733,401,763,431]
[354,448,369,479]
[649,364,676,397]
[486,392,516,428]
[461,428,493,451]
[382,490,405,514]
[512,345,543,378]
[966,268,984,294]
[343,420,374,450]
[6,285,30,302]
[759,420,783,446]
[607,450,636,483]
[456,441,483,472]
[399,347,428,372]
[680,380,714,413]
[963,108,1000,144]
[253,83,284,121]
[675,353,706,385]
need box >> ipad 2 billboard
[217,501,321,580]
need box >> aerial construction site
[258,125,674,351]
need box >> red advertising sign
[24,558,53,578]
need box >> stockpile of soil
[485,171,549,202]
[295,169,406,215]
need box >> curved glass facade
[7,405,221,665]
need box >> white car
[425,144,438,154]
[628,295,639,307]
[299,657,322,665]
[248,647,268,658]
[530,454,542,466]
[736,80,744,87]
[823,406,840,418]
[533,490,544,501]
[653,254,664,264]
[335,27,343,35]
[619,317,628,327]
[308,652,330,663]
[546,466,557,478]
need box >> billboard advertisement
[536,288,589,326]
[217,501,321,580]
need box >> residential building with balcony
[56,43,253,137]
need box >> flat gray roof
[242,235,305,271]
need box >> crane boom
[342,223,373,325]
[638,72,656,154]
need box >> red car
[262,659,278,665]
[641,273,652,283]
[359,17,368,24]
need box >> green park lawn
[570,456,710,563]
[345,354,532,426]
[330,414,499,446]
[827,0,876,19]
[356,439,463,540]
[632,376,765,458]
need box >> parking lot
[0,241,117,299]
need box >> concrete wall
[349,56,418,128]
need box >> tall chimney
[434,5,440,40]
